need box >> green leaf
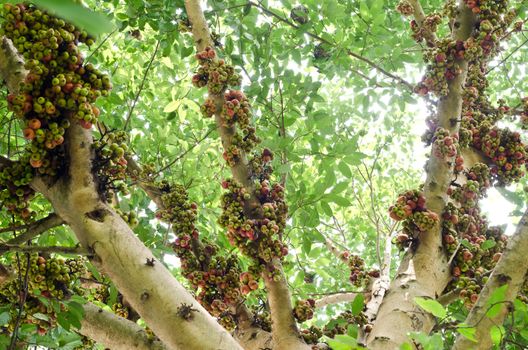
[347,324,358,339]
[481,240,496,251]
[328,195,351,207]
[167,111,178,121]
[57,312,71,331]
[400,343,413,350]
[32,313,49,322]
[414,297,446,319]
[32,0,114,36]
[338,161,352,178]
[325,334,365,349]
[67,301,85,320]
[457,324,477,342]
[351,293,365,316]
[164,100,180,113]
[486,284,508,318]
[460,239,472,249]
[490,325,504,345]
[0,311,10,325]
[320,200,333,216]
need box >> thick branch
[0,37,27,93]
[452,210,528,350]
[80,303,167,350]
[43,121,243,350]
[315,292,359,309]
[408,0,437,45]
[3,214,64,245]
[184,1,307,349]
[0,27,243,350]
[366,2,476,348]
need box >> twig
[487,37,528,73]
[123,39,161,130]
[2,214,64,245]
[154,127,215,176]
[85,28,117,62]
[0,244,91,256]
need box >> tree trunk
[0,34,243,350]
[366,2,476,348]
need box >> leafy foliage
[0,0,526,349]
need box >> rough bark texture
[452,210,528,350]
[0,37,27,93]
[235,325,274,350]
[315,292,359,309]
[5,214,64,245]
[184,1,308,349]
[80,303,167,350]
[366,3,476,348]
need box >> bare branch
[315,292,360,309]
[79,302,167,350]
[123,40,161,130]
[3,214,64,245]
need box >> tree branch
[2,214,64,245]
[408,0,437,45]
[366,2,476,348]
[315,292,360,309]
[184,1,308,349]
[0,244,90,256]
[0,17,243,350]
[79,302,167,350]
[437,288,461,306]
[452,209,528,350]
[0,37,27,93]
[123,40,161,130]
